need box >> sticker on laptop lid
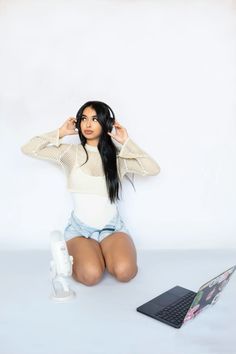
[183,265,236,325]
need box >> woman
[21,101,160,286]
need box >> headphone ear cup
[75,119,80,130]
[105,105,115,131]
[107,118,114,132]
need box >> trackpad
[155,292,179,307]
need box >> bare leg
[100,232,138,282]
[66,236,106,286]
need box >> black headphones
[102,103,115,132]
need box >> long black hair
[75,101,122,203]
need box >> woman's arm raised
[20,117,78,166]
[109,120,160,180]
[117,137,161,180]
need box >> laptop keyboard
[155,291,196,327]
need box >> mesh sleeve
[117,137,161,180]
[20,128,74,170]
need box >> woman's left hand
[107,120,129,145]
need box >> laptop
[136,265,236,328]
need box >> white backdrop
[0,0,235,250]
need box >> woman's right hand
[59,117,78,138]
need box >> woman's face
[80,106,102,145]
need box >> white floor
[0,249,235,354]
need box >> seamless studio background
[0,0,235,250]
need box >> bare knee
[73,265,104,286]
[112,262,138,282]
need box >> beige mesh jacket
[21,128,160,185]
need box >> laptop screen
[183,265,236,325]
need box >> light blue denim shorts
[64,210,130,242]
